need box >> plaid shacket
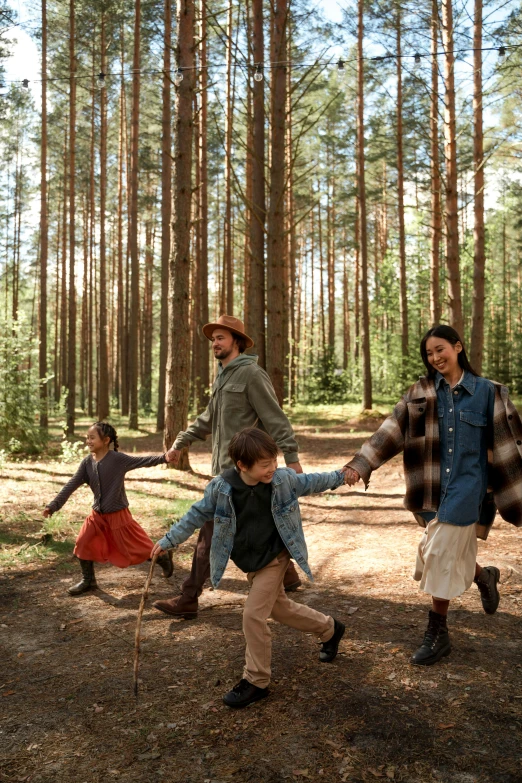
[347,375,522,537]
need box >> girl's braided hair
[93,421,119,451]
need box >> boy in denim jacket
[152,427,348,708]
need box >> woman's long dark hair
[420,324,479,378]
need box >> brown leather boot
[153,594,198,619]
[284,559,302,592]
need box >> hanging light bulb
[174,67,183,86]
[498,45,506,59]
[97,72,106,89]
[22,79,29,88]
[414,52,421,68]
[337,58,345,71]
[254,64,263,82]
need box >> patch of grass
[288,399,394,428]
[0,529,74,568]
[153,499,194,522]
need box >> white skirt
[413,518,478,600]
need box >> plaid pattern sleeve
[346,377,441,514]
[491,384,522,527]
[346,396,408,486]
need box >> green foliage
[305,348,350,404]
[60,438,87,464]
[0,317,46,453]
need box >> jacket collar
[435,369,475,395]
[218,467,285,494]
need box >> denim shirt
[422,371,495,526]
[158,468,345,586]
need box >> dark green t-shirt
[221,468,285,573]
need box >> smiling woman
[344,323,522,668]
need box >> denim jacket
[158,468,345,587]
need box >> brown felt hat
[202,315,254,349]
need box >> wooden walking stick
[133,552,159,699]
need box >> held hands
[287,461,303,474]
[43,508,52,518]
[151,542,166,559]
[341,466,361,486]
[165,448,181,465]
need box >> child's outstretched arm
[117,452,172,472]
[151,479,219,557]
[44,459,89,516]
[291,469,345,498]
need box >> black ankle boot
[411,610,451,666]
[68,559,97,595]
[156,550,174,578]
[474,566,500,614]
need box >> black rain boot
[474,566,500,615]
[156,550,174,579]
[411,610,452,666]
[68,559,97,596]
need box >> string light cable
[2,42,520,89]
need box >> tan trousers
[243,550,334,688]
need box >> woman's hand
[151,542,166,559]
[342,467,360,486]
[43,508,52,518]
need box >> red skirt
[74,508,153,568]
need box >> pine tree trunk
[67,0,77,435]
[197,0,210,408]
[98,14,110,420]
[39,0,48,429]
[357,0,372,410]
[164,0,195,469]
[266,0,288,405]
[470,0,485,371]
[157,0,172,431]
[60,130,68,397]
[245,0,266,365]
[128,0,141,429]
[396,6,408,357]
[222,2,234,314]
[430,0,442,325]
[441,0,462,336]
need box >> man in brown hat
[153,315,303,619]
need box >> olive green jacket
[173,354,299,475]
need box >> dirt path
[1,421,521,783]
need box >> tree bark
[164,0,195,469]
[245,0,266,365]
[128,0,141,429]
[357,0,372,409]
[430,0,442,325]
[39,0,48,429]
[157,0,172,430]
[470,0,485,371]
[97,13,110,420]
[396,5,408,356]
[222,2,234,315]
[266,0,288,405]
[197,0,209,409]
[67,0,76,434]
[441,0,463,336]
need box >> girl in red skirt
[44,421,176,595]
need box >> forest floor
[1,408,522,783]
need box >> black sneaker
[411,610,452,666]
[319,618,345,663]
[475,566,501,615]
[222,679,269,709]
